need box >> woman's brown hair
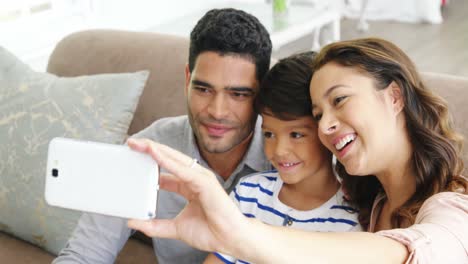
[312,38,467,229]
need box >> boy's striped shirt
[215,171,362,264]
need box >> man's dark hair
[255,51,316,120]
[189,8,272,82]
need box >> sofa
[0,30,190,264]
[1,29,467,263]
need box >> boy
[204,51,362,264]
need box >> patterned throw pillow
[0,46,149,254]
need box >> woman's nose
[319,112,339,135]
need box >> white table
[149,1,341,51]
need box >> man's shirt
[53,115,270,264]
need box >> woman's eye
[333,96,347,106]
[291,132,304,139]
[263,131,273,138]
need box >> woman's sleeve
[210,180,247,263]
[375,192,468,264]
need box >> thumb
[127,219,177,239]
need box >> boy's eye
[333,96,347,106]
[290,132,304,139]
[263,131,273,138]
[230,91,253,101]
[313,113,322,121]
[232,92,249,97]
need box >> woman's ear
[388,81,404,115]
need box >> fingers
[128,138,232,213]
[158,173,188,197]
[128,138,193,168]
[127,219,177,239]
[158,173,180,192]
[128,138,212,186]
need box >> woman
[127,38,467,263]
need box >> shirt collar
[242,116,270,172]
[185,122,200,160]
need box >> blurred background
[1,0,466,76]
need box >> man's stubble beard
[188,110,257,154]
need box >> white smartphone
[45,137,159,220]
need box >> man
[53,8,272,264]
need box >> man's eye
[333,96,347,105]
[194,87,210,93]
[263,131,273,138]
[290,132,304,139]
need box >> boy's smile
[261,114,332,187]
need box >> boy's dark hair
[189,8,272,82]
[255,51,316,120]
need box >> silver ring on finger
[189,158,198,169]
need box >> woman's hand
[126,138,247,255]
[125,138,409,264]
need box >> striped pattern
[216,171,362,264]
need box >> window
[0,0,92,70]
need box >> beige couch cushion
[0,231,157,264]
[47,30,190,135]
[0,232,54,264]
[0,46,148,255]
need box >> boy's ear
[184,63,191,97]
[388,81,404,115]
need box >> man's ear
[388,81,404,115]
[184,63,191,97]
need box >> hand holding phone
[45,137,159,220]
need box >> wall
[0,0,217,71]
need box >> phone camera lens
[52,168,59,177]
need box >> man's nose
[207,94,228,120]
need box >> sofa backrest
[47,30,468,172]
[421,72,468,170]
[47,30,189,135]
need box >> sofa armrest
[0,232,54,263]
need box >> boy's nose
[274,138,290,157]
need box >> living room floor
[275,0,468,77]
